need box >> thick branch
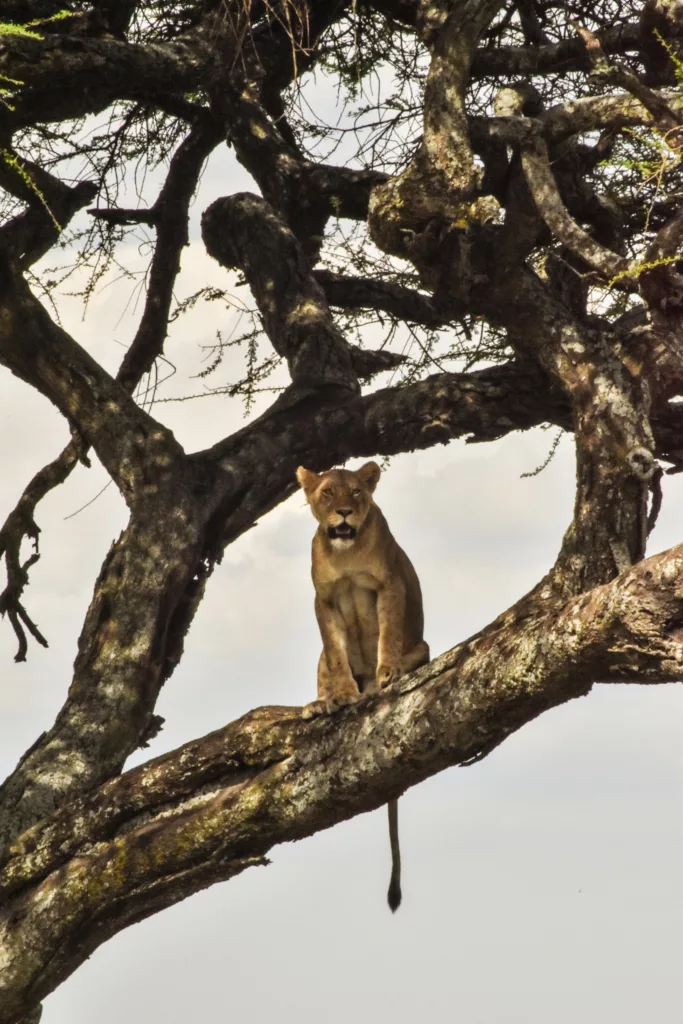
[221,85,385,260]
[422,0,506,189]
[209,3,356,257]
[1,541,682,1022]
[470,92,683,150]
[368,0,504,260]
[0,33,212,127]
[0,157,97,269]
[0,351,560,856]
[201,193,359,392]
[0,262,184,497]
[574,22,683,139]
[0,117,225,659]
[313,269,445,326]
[0,270,225,852]
[2,340,681,863]
[520,137,632,283]
[472,260,655,593]
[471,21,683,78]
[540,90,683,141]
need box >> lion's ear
[356,461,381,492]
[296,466,319,492]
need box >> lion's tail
[387,798,402,912]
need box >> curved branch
[223,90,386,259]
[0,357,561,858]
[0,345,679,871]
[0,443,80,662]
[541,90,683,141]
[489,267,655,590]
[422,0,506,188]
[115,115,225,390]
[471,92,683,150]
[208,2,361,258]
[368,0,505,259]
[202,193,359,392]
[520,137,632,283]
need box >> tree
[0,1,682,1020]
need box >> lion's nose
[336,508,353,518]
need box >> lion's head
[296,462,381,545]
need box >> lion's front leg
[302,598,360,718]
[302,651,361,719]
[376,579,406,688]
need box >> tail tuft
[387,876,402,912]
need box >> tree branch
[490,267,655,591]
[540,90,683,141]
[574,21,683,138]
[368,0,505,260]
[471,91,683,151]
[0,33,212,127]
[220,90,386,259]
[0,262,184,496]
[313,269,445,326]
[0,116,225,658]
[520,136,633,283]
[114,115,225,390]
[201,192,359,392]
[0,155,97,268]
[0,339,679,874]
[471,20,683,78]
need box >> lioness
[296,460,430,910]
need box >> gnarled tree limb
[202,192,359,392]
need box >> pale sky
[0,128,682,1024]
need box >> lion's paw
[377,663,402,688]
[301,699,328,720]
[302,685,360,719]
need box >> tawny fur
[296,461,430,909]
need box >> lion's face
[296,462,381,544]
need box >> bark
[0,158,97,269]
[0,263,179,491]
[0,116,224,662]
[470,91,683,147]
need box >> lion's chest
[321,571,380,640]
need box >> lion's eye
[322,488,333,498]
[351,489,361,497]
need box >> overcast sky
[1,125,682,1024]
